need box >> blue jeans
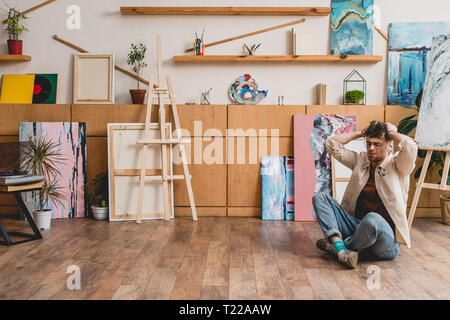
[312,192,401,260]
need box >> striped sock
[333,240,348,253]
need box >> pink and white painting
[294,114,356,221]
[20,122,87,218]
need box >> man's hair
[365,121,391,141]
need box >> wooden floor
[0,216,449,300]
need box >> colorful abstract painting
[261,156,294,220]
[19,122,87,218]
[331,0,374,55]
[388,22,450,105]
[415,35,450,149]
[229,74,268,105]
[294,114,357,221]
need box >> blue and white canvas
[331,0,374,55]
[388,22,450,105]
[415,35,450,149]
[261,156,294,220]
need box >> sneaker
[316,239,337,256]
[338,249,359,269]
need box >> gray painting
[416,35,450,149]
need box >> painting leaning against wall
[388,21,450,105]
[19,122,87,218]
[331,0,374,55]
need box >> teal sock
[333,240,348,253]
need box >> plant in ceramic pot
[345,90,365,104]
[21,136,65,230]
[84,172,109,220]
[127,42,148,104]
[397,90,450,225]
[5,8,29,55]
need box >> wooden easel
[408,146,450,229]
[136,35,197,223]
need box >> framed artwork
[33,74,58,104]
[0,74,35,104]
[388,22,450,105]
[415,35,450,149]
[261,156,294,221]
[294,114,357,221]
[107,123,174,221]
[331,0,374,55]
[19,122,87,219]
[73,53,115,104]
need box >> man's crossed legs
[312,192,401,268]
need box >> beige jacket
[324,136,418,248]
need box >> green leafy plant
[5,8,29,41]
[397,90,450,184]
[20,136,66,211]
[127,42,148,90]
[84,172,108,208]
[345,90,365,104]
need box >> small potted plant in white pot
[21,136,65,230]
[84,172,109,220]
[127,42,148,104]
[5,8,29,55]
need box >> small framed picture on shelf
[73,53,115,104]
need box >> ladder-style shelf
[0,54,31,62]
[120,7,331,16]
[173,55,383,63]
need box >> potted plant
[397,90,450,225]
[127,42,148,104]
[5,8,29,55]
[21,136,65,230]
[345,90,365,104]
[84,172,109,220]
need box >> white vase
[91,205,108,221]
[33,210,52,230]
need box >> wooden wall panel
[385,105,417,128]
[175,207,226,217]
[227,207,261,217]
[306,105,385,130]
[228,105,306,137]
[86,137,108,183]
[72,104,164,136]
[177,105,227,137]
[227,137,293,207]
[0,104,71,135]
[0,136,20,207]
[173,138,226,206]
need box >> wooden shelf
[120,7,331,16]
[0,54,31,62]
[173,55,383,63]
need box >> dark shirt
[355,166,396,232]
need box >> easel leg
[408,149,432,229]
[159,94,171,221]
[166,76,197,221]
[137,76,154,224]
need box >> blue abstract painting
[331,0,374,55]
[261,156,294,220]
[388,22,450,105]
[415,35,450,149]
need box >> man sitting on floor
[313,121,418,269]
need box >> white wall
[1,0,450,105]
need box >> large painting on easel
[107,123,174,221]
[415,35,450,149]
